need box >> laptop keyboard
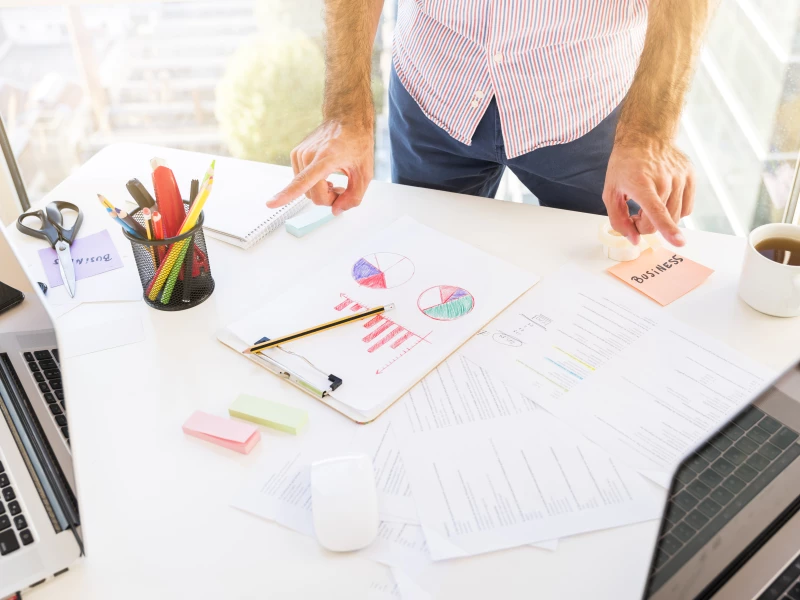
[758,552,800,599]
[0,459,35,555]
[22,349,68,443]
[648,405,800,594]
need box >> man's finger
[267,158,333,208]
[636,190,685,246]
[331,177,367,216]
[666,178,683,225]
[681,170,696,218]
[603,187,639,245]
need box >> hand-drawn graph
[352,253,415,289]
[334,293,431,373]
[418,286,474,321]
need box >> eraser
[229,394,308,435]
[286,205,335,238]
[182,410,260,454]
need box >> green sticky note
[228,394,308,435]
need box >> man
[268,0,714,248]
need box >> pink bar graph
[334,298,353,311]
[368,326,404,353]
[363,321,393,342]
[364,315,384,328]
[390,330,414,349]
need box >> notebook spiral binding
[244,196,311,246]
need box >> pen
[126,178,156,210]
[244,304,396,354]
[141,207,157,265]
[151,210,166,262]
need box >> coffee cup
[739,223,800,317]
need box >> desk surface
[6,143,800,600]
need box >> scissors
[17,201,84,298]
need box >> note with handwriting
[606,247,713,305]
[38,230,124,288]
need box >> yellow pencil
[244,304,395,354]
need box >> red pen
[150,157,184,238]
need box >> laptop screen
[644,361,800,599]
[0,228,82,584]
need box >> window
[0,0,797,235]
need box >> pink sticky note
[38,230,124,288]
[607,247,714,306]
[182,411,260,454]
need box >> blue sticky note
[286,205,335,238]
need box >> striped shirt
[393,1,649,159]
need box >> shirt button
[475,90,485,99]
[470,100,479,108]
[493,53,503,64]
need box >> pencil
[244,304,396,354]
[141,207,157,265]
[182,179,200,303]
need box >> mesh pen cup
[124,203,215,311]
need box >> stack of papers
[230,263,772,596]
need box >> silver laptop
[0,227,82,598]
[643,359,800,599]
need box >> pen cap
[123,201,214,311]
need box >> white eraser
[286,205,335,238]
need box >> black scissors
[17,201,84,298]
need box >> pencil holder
[124,202,215,311]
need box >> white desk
[6,143,800,600]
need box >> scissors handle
[17,208,60,247]
[46,201,83,244]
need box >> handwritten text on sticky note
[607,247,714,306]
[38,229,123,288]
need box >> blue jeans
[389,65,619,215]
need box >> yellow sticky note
[228,394,308,435]
[607,247,714,306]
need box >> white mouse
[311,453,379,552]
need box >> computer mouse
[311,454,379,552]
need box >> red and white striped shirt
[393,1,649,159]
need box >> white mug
[739,223,800,317]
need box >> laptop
[0,227,82,598]
[642,358,800,599]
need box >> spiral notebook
[203,195,310,249]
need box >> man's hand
[268,0,383,216]
[267,120,374,216]
[603,137,693,247]
[603,0,714,247]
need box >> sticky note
[607,247,714,306]
[38,230,124,288]
[286,205,335,238]
[182,410,260,454]
[229,394,308,435]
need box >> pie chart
[418,285,474,321]
[352,253,415,289]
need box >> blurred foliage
[216,0,385,165]
[215,32,325,165]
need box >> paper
[221,217,539,421]
[462,264,771,486]
[37,230,124,289]
[607,247,714,306]
[229,394,308,434]
[232,440,431,576]
[390,568,432,600]
[350,420,417,524]
[350,411,559,552]
[396,405,661,560]
[389,352,540,440]
[182,410,260,454]
[60,316,145,358]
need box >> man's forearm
[616,0,715,144]
[322,0,384,129]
